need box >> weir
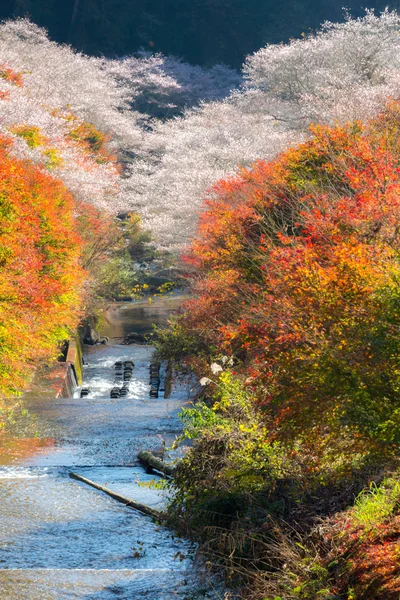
[0,297,216,599]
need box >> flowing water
[0,297,217,599]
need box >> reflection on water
[0,297,217,599]
[101,295,185,339]
[0,438,56,466]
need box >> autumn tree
[163,103,400,454]
[0,136,85,395]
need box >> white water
[0,300,219,599]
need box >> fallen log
[137,450,175,477]
[69,472,165,521]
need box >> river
[0,297,218,599]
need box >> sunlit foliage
[168,102,400,454]
[0,135,85,396]
[159,102,400,600]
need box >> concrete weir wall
[60,337,83,398]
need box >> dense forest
[0,0,399,66]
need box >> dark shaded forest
[1,0,398,66]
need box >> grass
[353,476,400,529]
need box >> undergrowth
[164,368,399,600]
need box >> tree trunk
[69,472,165,521]
[137,450,175,477]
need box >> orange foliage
[328,512,400,599]
[0,134,85,396]
[0,64,23,87]
[180,103,400,450]
[0,434,55,464]
[350,532,400,598]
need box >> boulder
[83,326,100,346]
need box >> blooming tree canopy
[3,12,400,251]
[0,19,239,217]
[126,10,400,249]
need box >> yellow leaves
[239,423,258,434]
[44,148,63,170]
[213,399,231,412]
[219,371,232,386]
[11,125,47,148]
[239,424,247,432]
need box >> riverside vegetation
[0,114,148,398]
[0,50,152,398]
[156,104,400,598]
[0,8,399,599]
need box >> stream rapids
[0,298,218,599]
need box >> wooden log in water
[69,472,165,521]
[137,450,175,477]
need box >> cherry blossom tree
[125,10,400,250]
[0,19,239,213]
[3,12,400,251]
[106,52,241,120]
[243,8,400,125]
[0,19,138,209]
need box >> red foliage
[180,103,400,449]
[328,513,400,599]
